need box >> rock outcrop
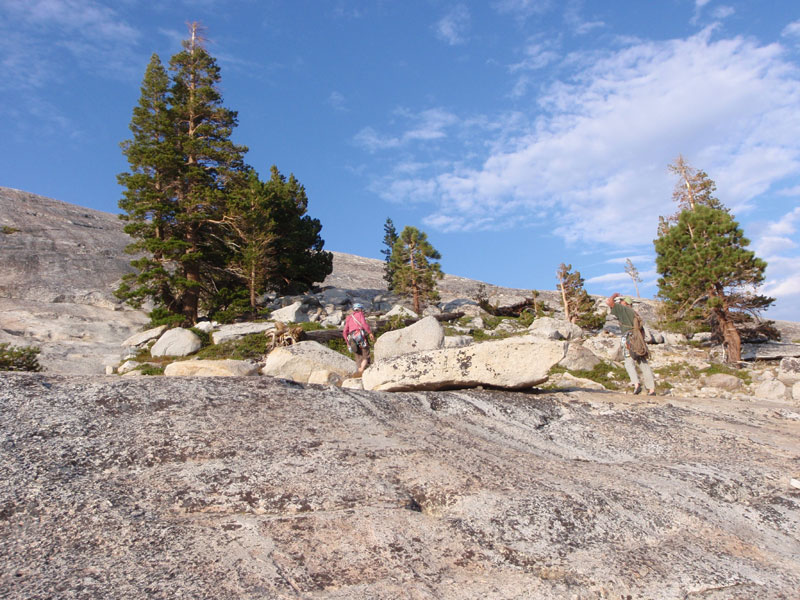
[362,337,567,392]
[1,373,798,599]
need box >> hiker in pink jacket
[343,303,375,375]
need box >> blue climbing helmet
[353,303,364,311]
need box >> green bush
[2,226,20,234]
[550,362,628,390]
[0,343,42,372]
[195,332,269,361]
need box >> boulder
[662,332,688,345]
[384,305,418,320]
[320,310,344,328]
[307,369,344,386]
[555,372,607,391]
[374,316,444,362]
[261,341,356,383]
[559,343,601,372]
[528,317,582,340]
[269,301,308,324]
[741,342,800,361]
[117,360,140,375]
[121,325,167,348]
[752,379,787,401]
[319,288,351,307]
[164,359,260,377]
[777,357,800,385]
[582,335,623,362]
[212,321,275,345]
[701,373,743,391]
[793,382,800,401]
[341,377,364,390]
[443,335,473,348]
[193,320,215,334]
[150,328,202,357]
[362,337,566,392]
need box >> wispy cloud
[359,27,800,314]
[0,0,141,89]
[435,4,471,46]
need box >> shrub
[0,343,42,372]
[2,226,20,234]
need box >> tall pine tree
[117,24,247,325]
[381,218,398,290]
[388,226,443,314]
[655,158,773,362]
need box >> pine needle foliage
[655,158,774,362]
[388,226,443,314]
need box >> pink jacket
[343,311,372,339]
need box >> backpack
[346,315,368,353]
[626,312,649,361]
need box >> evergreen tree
[655,159,773,363]
[381,218,398,289]
[258,166,332,295]
[556,263,603,329]
[116,24,248,325]
[624,258,642,298]
[388,226,443,314]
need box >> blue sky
[1,0,799,321]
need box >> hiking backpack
[626,312,649,361]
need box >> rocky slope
[1,188,800,599]
[1,373,798,599]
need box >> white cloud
[493,0,552,20]
[328,91,347,112]
[435,4,470,46]
[373,29,800,246]
[0,0,141,89]
[354,108,459,152]
[782,20,800,38]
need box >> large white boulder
[559,343,601,371]
[778,357,800,386]
[752,379,787,401]
[150,328,202,357]
[528,317,583,340]
[121,325,167,348]
[164,359,260,377]
[261,341,356,383]
[374,315,444,362]
[362,336,567,392]
[270,301,308,323]
[212,321,275,345]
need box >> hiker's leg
[623,354,640,387]
[639,360,655,392]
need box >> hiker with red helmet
[343,303,375,376]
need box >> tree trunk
[558,278,570,322]
[715,307,741,363]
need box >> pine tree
[556,263,603,329]
[388,226,443,314]
[624,258,642,298]
[381,218,399,289]
[117,24,248,325]
[655,159,774,362]
[257,166,332,295]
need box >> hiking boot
[633,384,642,395]
[647,389,657,396]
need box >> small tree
[0,343,42,372]
[655,157,774,362]
[388,226,443,314]
[381,218,399,290]
[624,258,642,298]
[556,263,603,329]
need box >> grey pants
[621,338,655,390]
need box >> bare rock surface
[1,373,798,599]
[0,187,148,374]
